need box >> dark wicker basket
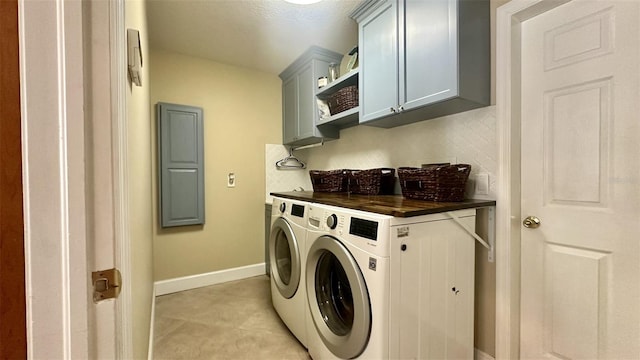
[327,85,359,115]
[348,168,396,195]
[398,164,471,202]
[309,169,350,192]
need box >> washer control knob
[327,214,338,229]
[279,202,286,213]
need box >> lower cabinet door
[390,214,476,359]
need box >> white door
[86,0,127,357]
[520,1,640,359]
[20,1,128,358]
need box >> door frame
[109,0,133,358]
[19,0,130,358]
[495,0,571,358]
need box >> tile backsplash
[265,144,312,203]
[266,105,497,202]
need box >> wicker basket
[309,169,350,192]
[398,164,471,202]
[348,168,396,195]
[327,85,358,115]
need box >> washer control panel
[326,214,338,229]
[307,204,392,257]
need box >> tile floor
[153,275,309,359]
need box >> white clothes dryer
[305,203,393,359]
[270,197,310,348]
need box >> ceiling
[147,0,361,75]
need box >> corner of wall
[125,0,154,358]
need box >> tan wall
[149,49,282,281]
[125,1,154,358]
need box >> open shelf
[317,106,359,129]
[316,69,359,99]
[315,68,359,130]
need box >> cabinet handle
[390,107,397,113]
[398,105,404,112]
[401,244,407,251]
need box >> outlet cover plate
[475,173,489,195]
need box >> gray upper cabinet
[282,76,298,143]
[351,0,490,128]
[279,46,342,146]
[157,102,205,228]
[357,0,399,123]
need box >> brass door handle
[523,216,541,229]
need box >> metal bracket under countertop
[446,206,495,263]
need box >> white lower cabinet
[390,210,476,359]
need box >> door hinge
[92,268,122,303]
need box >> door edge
[495,0,571,358]
[110,0,134,358]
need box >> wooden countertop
[270,191,496,218]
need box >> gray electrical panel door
[157,102,205,227]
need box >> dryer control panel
[291,204,305,218]
[307,204,393,257]
[349,217,378,241]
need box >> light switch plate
[475,173,489,195]
[127,29,142,87]
[227,173,236,188]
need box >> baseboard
[475,348,495,360]
[147,286,156,360]
[154,263,266,296]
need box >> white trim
[19,0,89,358]
[155,264,267,296]
[147,286,157,360]
[18,2,32,353]
[110,0,133,358]
[495,1,571,359]
[475,348,495,360]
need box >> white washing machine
[305,203,393,359]
[270,197,310,348]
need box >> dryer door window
[274,231,292,285]
[269,217,301,299]
[307,235,371,359]
[315,252,354,336]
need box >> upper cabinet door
[282,76,298,144]
[279,46,341,146]
[297,63,315,140]
[400,0,458,110]
[359,0,399,124]
[351,0,489,128]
